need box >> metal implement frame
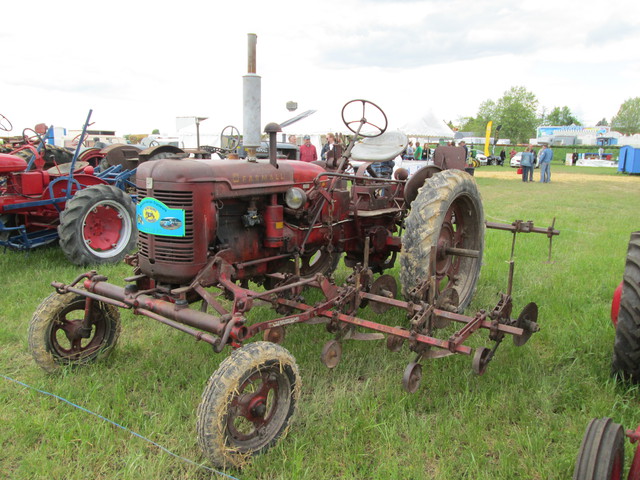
[50,219,557,382]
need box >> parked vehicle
[574,232,640,479]
[0,112,137,265]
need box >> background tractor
[574,232,640,480]
[0,112,137,264]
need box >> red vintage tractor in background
[30,100,558,468]
[574,232,640,480]
[0,112,137,265]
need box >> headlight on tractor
[285,187,306,209]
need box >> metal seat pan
[350,131,408,163]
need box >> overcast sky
[2,0,639,138]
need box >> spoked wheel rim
[50,301,110,361]
[434,195,482,300]
[226,364,293,451]
[81,199,132,258]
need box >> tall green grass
[1,163,638,479]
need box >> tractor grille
[137,188,195,263]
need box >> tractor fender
[403,165,443,206]
[138,145,185,163]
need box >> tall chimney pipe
[243,33,261,159]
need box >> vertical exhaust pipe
[243,33,261,161]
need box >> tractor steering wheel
[0,113,13,132]
[341,99,388,138]
[220,125,240,151]
[22,128,46,146]
[71,133,90,148]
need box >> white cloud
[1,0,639,136]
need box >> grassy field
[1,162,639,479]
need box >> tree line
[453,86,640,143]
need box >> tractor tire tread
[400,169,484,312]
[612,233,640,382]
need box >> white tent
[401,111,454,138]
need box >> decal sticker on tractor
[137,198,185,237]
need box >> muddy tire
[58,184,136,265]
[611,232,640,382]
[29,291,121,373]
[573,417,624,480]
[197,342,301,469]
[400,169,484,312]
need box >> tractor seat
[350,131,408,163]
[46,161,90,176]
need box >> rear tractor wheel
[611,231,640,382]
[400,169,484,312]
[58,184,136,265]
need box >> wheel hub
[83,205,124,251]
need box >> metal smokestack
[243,33,261,160]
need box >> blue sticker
[136,197,186,237]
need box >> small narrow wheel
[197,342,300,469]
[472,347,491,375]
[402,362,422,393]
[28,291,121,373]
[573,417,625,480]
[321,340,342,369]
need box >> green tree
[494,86,539,143]
[611,98,640,135]
[152,129,160,135]
[459,99,497,135]
[546,106,581,126]
[596,117,609,127]
[461,88,539,143]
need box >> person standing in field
[299,135,317,162]
[459,140,468,160]
[538,144,553,183]
[520,146,534,182]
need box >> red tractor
[574,232,640,480]
[30,100,558,468]
[0,113,137,265]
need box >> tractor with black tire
[30,100,557,469]
[574,232,640,480]
[0,113,137,264]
